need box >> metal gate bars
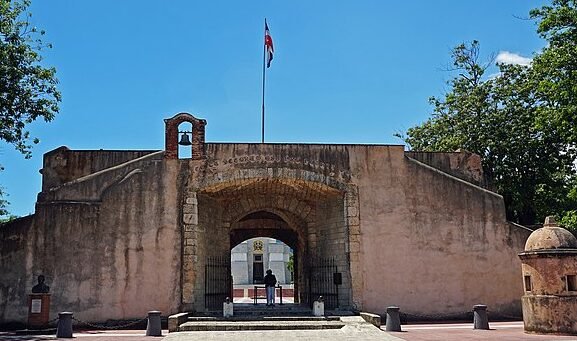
[309,257,339,309]
[205,256,231,310]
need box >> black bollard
[385,306,402,332]
[56,312,73,338]
[473,305,489,330]
[146,310,162,336]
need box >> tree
[0,0,60,216]
[530,0,577,146]
[286,254,294,283]
[0,186,8,216]
[397,41,576,225]
[1,0,60,157]
[398,1,577,228]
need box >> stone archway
[180,176,359,312]
[229,210,303,303]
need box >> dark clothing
[264,273,277,287]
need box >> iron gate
[309,257,339,309]
[205,256,232,310]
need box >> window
[524,275,532,292]
[254,254,263,262]
[566,275,577,292]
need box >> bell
[178,132,192,146]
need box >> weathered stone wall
[522,296,577,334]
[1,140,532,324]
[315,196,351,306]
[0,151,182,324]
[41,146,157,191]
[406,151,487,188]
[354,146,531,316]
[0,216,34,325]
[183,143,355,310]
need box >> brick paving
[3,320,577,341]
[0,330,167,341]
[386,321,577,341]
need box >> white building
[231,238,293,285]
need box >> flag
[265,21,274,68]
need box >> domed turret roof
[525,216,577,251]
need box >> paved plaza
[4,320,577,341]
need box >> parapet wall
[41,147,158,191]
[405,151,488,188]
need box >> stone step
[179,320,346,331]
[187,316,341,322]
[203,303,314,317]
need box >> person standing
[264,269,277,306]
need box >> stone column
[345,187,361,310]
[182,192,199,310]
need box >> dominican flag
[265,20,274,68]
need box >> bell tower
[164,112,207,160]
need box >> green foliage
[0,186,8,217]
[286,254,294,283]
[0,213,18,224]
[561,210,577,234]
[0,0,60,217]
[397,37,577,225]
[1,0,61,157]
[559,180,577,233]
[286,254,294,273]
[530,0,577,148]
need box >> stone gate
[0,112,532,325]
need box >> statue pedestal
[28,294,51,328]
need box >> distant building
[231,238,292,285]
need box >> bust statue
[32,275,50,293]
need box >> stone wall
[0,216,34,325]
[0,151,182,324]
[41,147,157,191]
[355,146,531,316]
[405,150,487,188]
[315,196,350,306]
[1,141,532,324]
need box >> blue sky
[1,0,549,216]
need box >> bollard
[385,306,402,332]
[313,296,325,317]
[56,312,73,338]
[223,297,234,318]
[473,305,490,330]
[146,310,162,336]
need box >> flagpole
[261,19,267,144]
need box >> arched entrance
[229,211,302,304]
[180,177,355,312]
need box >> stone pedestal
[223,301,234,318]
[313,299,324,316]
[27,294,50,328]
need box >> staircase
[174,304,348,332]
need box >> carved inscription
[192,154,351,180]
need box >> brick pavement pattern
[4,321,577,341]
[387,322,577,341]
[164,317,401,341]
